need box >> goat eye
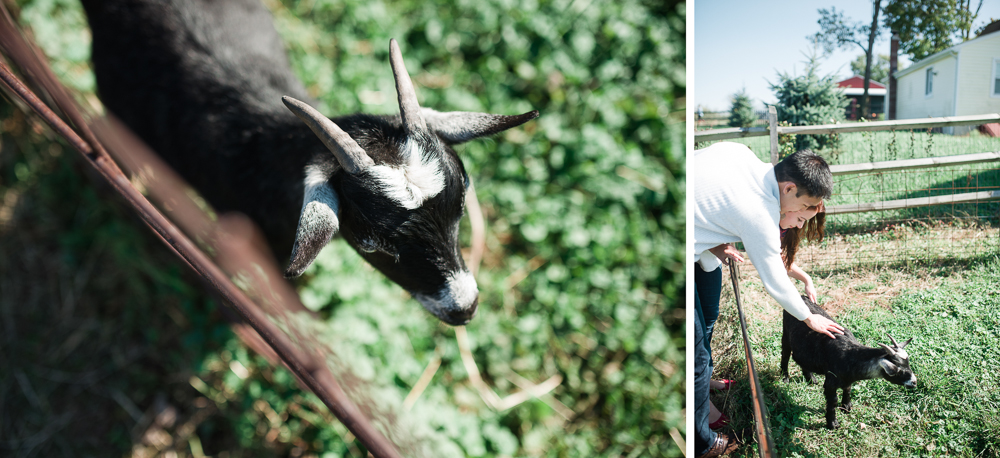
[358,238,381,253]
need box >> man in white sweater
[693,142,845,457]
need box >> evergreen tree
[727,89,758,128]
[770,52,848,152]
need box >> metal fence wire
[805,162,1000,272]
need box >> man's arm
[739,217,844,338]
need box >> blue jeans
[694,263,723,455]
[697,264,723,361]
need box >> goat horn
[282,96,374,174]
[877,343,895,355]
[389,38,427,136]
[888,334,899,347]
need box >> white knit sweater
[692,142,810,320]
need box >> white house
[894,21,1000,134]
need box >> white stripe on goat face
[369,139,445,210]
[413,269,478,319]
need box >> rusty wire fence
[696,115,1000,273]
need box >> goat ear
[898,337,913,349]
[879,359,900,375]
[422,108,540,145]
[284,170,341,278]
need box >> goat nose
[448,296,479,326]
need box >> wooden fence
[695,109,1000,215]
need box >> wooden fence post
[768,105,778,165]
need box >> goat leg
[840,383,853,412]
[823,375,840,429]
[780,333,791,382]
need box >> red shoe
[711,379,735,391]
[708,412,730,430]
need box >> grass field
[708,250,1000,457]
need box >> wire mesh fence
[804,163,1000,271]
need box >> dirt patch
[715,257,952,330]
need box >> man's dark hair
[774,149,833,199]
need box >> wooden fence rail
[829,151,1000,175]
[694,113,1000,143]
[827,190,1000,215]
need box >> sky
[694,0,1000,112]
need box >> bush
[770,53,847,152]
[728,89,757,128]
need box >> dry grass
[796,224,1000,273]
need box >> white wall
[897,53,958,122]
[955,32,1000,120]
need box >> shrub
[770,53,847,152]
[728,89,757,128]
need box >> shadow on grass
[711,358,830,457]
[808,248,1000,278]
[0,104,263,456]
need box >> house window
[994,59,1000,96]
[925,67,933,96]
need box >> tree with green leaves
[813,2,883,120]
[958,0,985,39]
[884,0,984,61]
[728,89,757,128]
[770,52,847,152]
[851,53,889,84]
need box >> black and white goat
[80,0,538,325]
[781,296,916,429]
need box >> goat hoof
[840,403,852,413]
[782,376,790,383]
[826,420,839,429]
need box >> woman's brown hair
[781,210,826,270]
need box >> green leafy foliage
[6,0,686,455]
[770,53,847,152]
[883,0,980,61]
[727,89,757,129]
[850,53,889,83]
[271,0,686,454]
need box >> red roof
[836,76,886,89]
